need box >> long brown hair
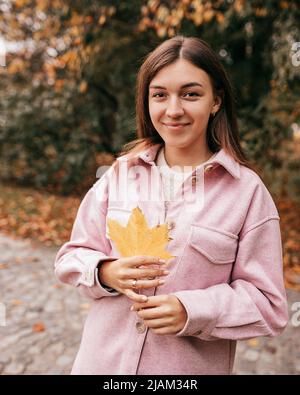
[115,35,256,172]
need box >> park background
[0,0,300,374]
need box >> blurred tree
[0,0,299,195]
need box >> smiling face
[148,58,221,152]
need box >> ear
[212,94,222,114]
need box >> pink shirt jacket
[54,143,288,375]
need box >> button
[191,176,197,186]
[194,330,202,335]
[166,220,175,230]
[136,321,146,334]
[204,164,214,173]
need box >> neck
[163,144,214,169]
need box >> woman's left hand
[130,295,188,335]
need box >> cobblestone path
[0,234,299,375]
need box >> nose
[165,96,184,118]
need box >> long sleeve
[54,171,120,300]
[172,188,289,341]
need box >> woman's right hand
[98,255,170,303]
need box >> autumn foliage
[0,0,299,194]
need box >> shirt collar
[206,147,241,179]
[117,143,240,179]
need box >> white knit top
[155,146,217,201]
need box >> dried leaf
[107,206,175,260]
[11,299,23,306]
[247,339,260,348]
[32,322,45,333]
[52,283,62,289]
[79,80,88,93]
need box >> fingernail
[158,279,165,285]
[159,259,166,264]
[163,270,170,275]
[130,306,134,311]
[142,296,148,302]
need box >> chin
[163,136,191,149]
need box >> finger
[121,267,168,280]
[131,295,166,311]
[143,317,174,329]
[123,256,167,268]
[151,326,177,335]
[127,278,166,290]
[124,289,148,303]
[127,267,170,280]
[136,306,166,320]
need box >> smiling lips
[163,122,190,129]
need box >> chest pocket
[171,224,239,290]
[188,225,238,265]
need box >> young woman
[54,36,288,375]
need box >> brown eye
[152,93,165,98]
[183,92,200,97]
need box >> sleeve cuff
[76,255,121,299]
[171,289,220,339]
[94,256,120,296]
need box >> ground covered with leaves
[0,183,299,291]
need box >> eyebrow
[149,82,204,90]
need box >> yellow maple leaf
[107,206,175,260]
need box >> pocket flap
[189,225,238,264]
